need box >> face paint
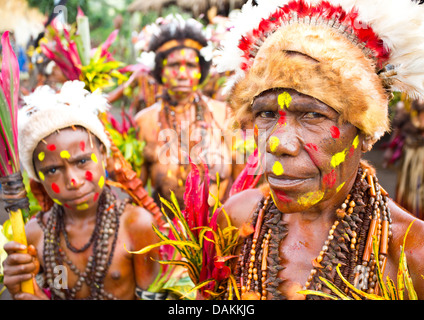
[85,170,93,181]
[76,203,89,211]
[277,92,292,109]
[336,182,346,193]
[91,153,98,163]
[330,149,347,168]
[93,192,99,202]
[271,189,292,203]
[322,169,337,188]
[80,141,85,152]
[38,152,45,161]
[70,179,77,187]
[269,136,280,152]
[60,150,71,159]
[254,125,259,138]
[180,66,186,73]
[162,59,168,66]
[51,183,60,193]
[53,198,62,206]
[98,175,105,189]
[272,161,284,176]
[330,126,340,139]
[47,144,56,151]
[277,110,287,126]
[38,171,45,181]
[297,190,324,207]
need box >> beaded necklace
[37,188,128,300]
[236,163,392,300]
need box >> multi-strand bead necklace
[236,163,392,300]
[36,188,127,300]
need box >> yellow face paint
[195,56,199,63]
[331,149,347,168]
[336,182,346,193]
[162,59,168,66]
[181,49,186,56]
[269,136,280,153]
[98,175,105,188]
[352,135,359,149]
[38,152,45,162]
[76,203,89,211]
[180,66,186,73]
[297,191,324,207]
[60,150,70,159]
[53,198,62,206]
[38,171,45,181]
[272,161,284,176]
[278,92,292,109]
[91,153,98,163]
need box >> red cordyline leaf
[229,148,261,197]
[101,29,119,60]
[0,31,20,175]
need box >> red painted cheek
[330,126,340,139]
[304,143,320,167]
[274,190,292,203]
[51,183,60,193]
[80,141,85,152]
[323,169,337,188]
[85,171,93,181]
[93,192,99,202]
[348,146,355,158]
[47,144,56,151]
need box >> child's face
[33,127,106,212]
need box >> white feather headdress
[217,0,424,99]
[18,80,111,181]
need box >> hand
[2,241,48,300]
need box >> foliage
[127,161,240,300]
[299,220,419,300]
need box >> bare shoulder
[220,188,265,229]
[121,202,156,234]
[134,102,161,136]
[202,95,229,124]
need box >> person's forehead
[166,47,198,61]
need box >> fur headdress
[216,0,424,144]
[18,80,110,181]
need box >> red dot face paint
[80,141,85,152]
[51,183,60,193]
[85,171,93,181]
[47,144,56,151]
[71,179,76,187]
[93,192,99,202]
[330,126,340,139]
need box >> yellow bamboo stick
[9,209,34,294]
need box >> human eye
[303,111,326,119]
[258,111,278,119]
[45,167,58,175]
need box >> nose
[266,123,302,157]
[64,166,84,190]
[177,65,189,79]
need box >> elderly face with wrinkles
[253,88,366,213]
[32,127,107,212]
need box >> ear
[361,135,373,153]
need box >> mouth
[267,173,314,190]
[66,191,94,206]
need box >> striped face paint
[93,192,100,202]
[322,169,337,188]
[79,141,85,152]
[272,161,284,176]
[330,134,360,168]
[38,171,45,181]
[53,198,62,206]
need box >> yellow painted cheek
[98,176,105,188]
[297,191,324,207]
[60,150,71,159]
[272,161,284,176]
[352,135,359,149]
[38,152,45,161]
[278,92,292,109]
[336,182,346,193]
[331,149,347,168]
[38,171,45,181]
[269,136,280,153]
